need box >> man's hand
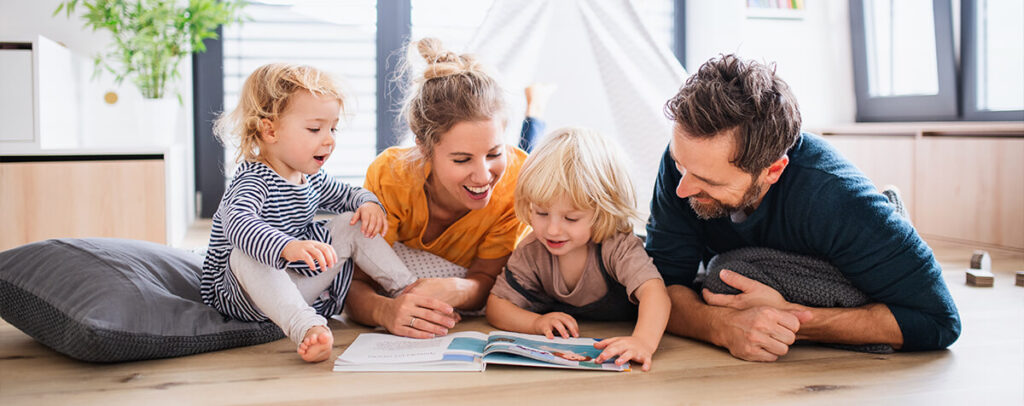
[703,269,794,311]
[715,306,813,362]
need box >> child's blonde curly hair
[215,63,346,163]
[514,127,641,243]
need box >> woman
[344,38,547,338]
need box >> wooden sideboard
[815,122,1024,251]
[0,153,168,251]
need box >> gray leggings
[230,212,415,344]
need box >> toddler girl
[486,127,671,371]
[200,63,416,362]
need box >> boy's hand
[351,202,388,238]
[281,240,337,272]
[593,335,657,371]
[533,312,579,339]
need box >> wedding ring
[409,316,417,328]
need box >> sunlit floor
[2,225,1022,405]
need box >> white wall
[686,0,856,128]
[0,0,196,244]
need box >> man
[646,54,960,362]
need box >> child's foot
[297,325,334,363]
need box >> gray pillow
[0,238,284,362]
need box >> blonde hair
[398,38,507,169]
[215,63,346,163]
[514,127,641,243]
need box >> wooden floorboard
[1,239,1021,405]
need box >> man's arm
[797,303,902,347]
[702,270,903,348]
[667,285,810,362]
[807,177,960,351]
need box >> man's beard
[688,181,764,220]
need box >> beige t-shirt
[491,231,663,312]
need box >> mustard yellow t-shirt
[364,146,528,268]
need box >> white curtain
[466,0,687,221]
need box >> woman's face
[426,119,507,212]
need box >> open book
[334,331,629,372]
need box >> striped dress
[200,161,380,322]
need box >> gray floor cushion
[0,238,284,363]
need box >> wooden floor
[1,239,1021,405]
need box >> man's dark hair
[664,54,801,175]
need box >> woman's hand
[351,202,388,238]
[532,312,579,339]
[281,240,336,271]
[377,293,460,339]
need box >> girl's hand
[281,240,336,272]
[532,312,579,339]
[593,335,657,371]
[351,203,388,238]
[378,293,460,339]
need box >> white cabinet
[0,46,34,143]
[0,35,82,152]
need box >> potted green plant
[55,0,246,101]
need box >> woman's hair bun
[415,38,481,80]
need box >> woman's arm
[405,255,510,311]
[344,268,459,339]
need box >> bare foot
[525,83,557,119]
[297,325,334,363]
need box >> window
[222,0,378,185]
[850,0,1024,122]
[196,0,683,217]
[849,0,958,121]
[962,0,1024,120]
[863,0,939,97]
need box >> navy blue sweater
[645,132,961,351]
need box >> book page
[482,331,628,371]
[337,331,488,365]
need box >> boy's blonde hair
[514,127,641,243]
[215,63,346,163]
[397,38,507,170]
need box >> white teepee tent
[466,0,687,222]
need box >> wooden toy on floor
[965,250,994,287]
